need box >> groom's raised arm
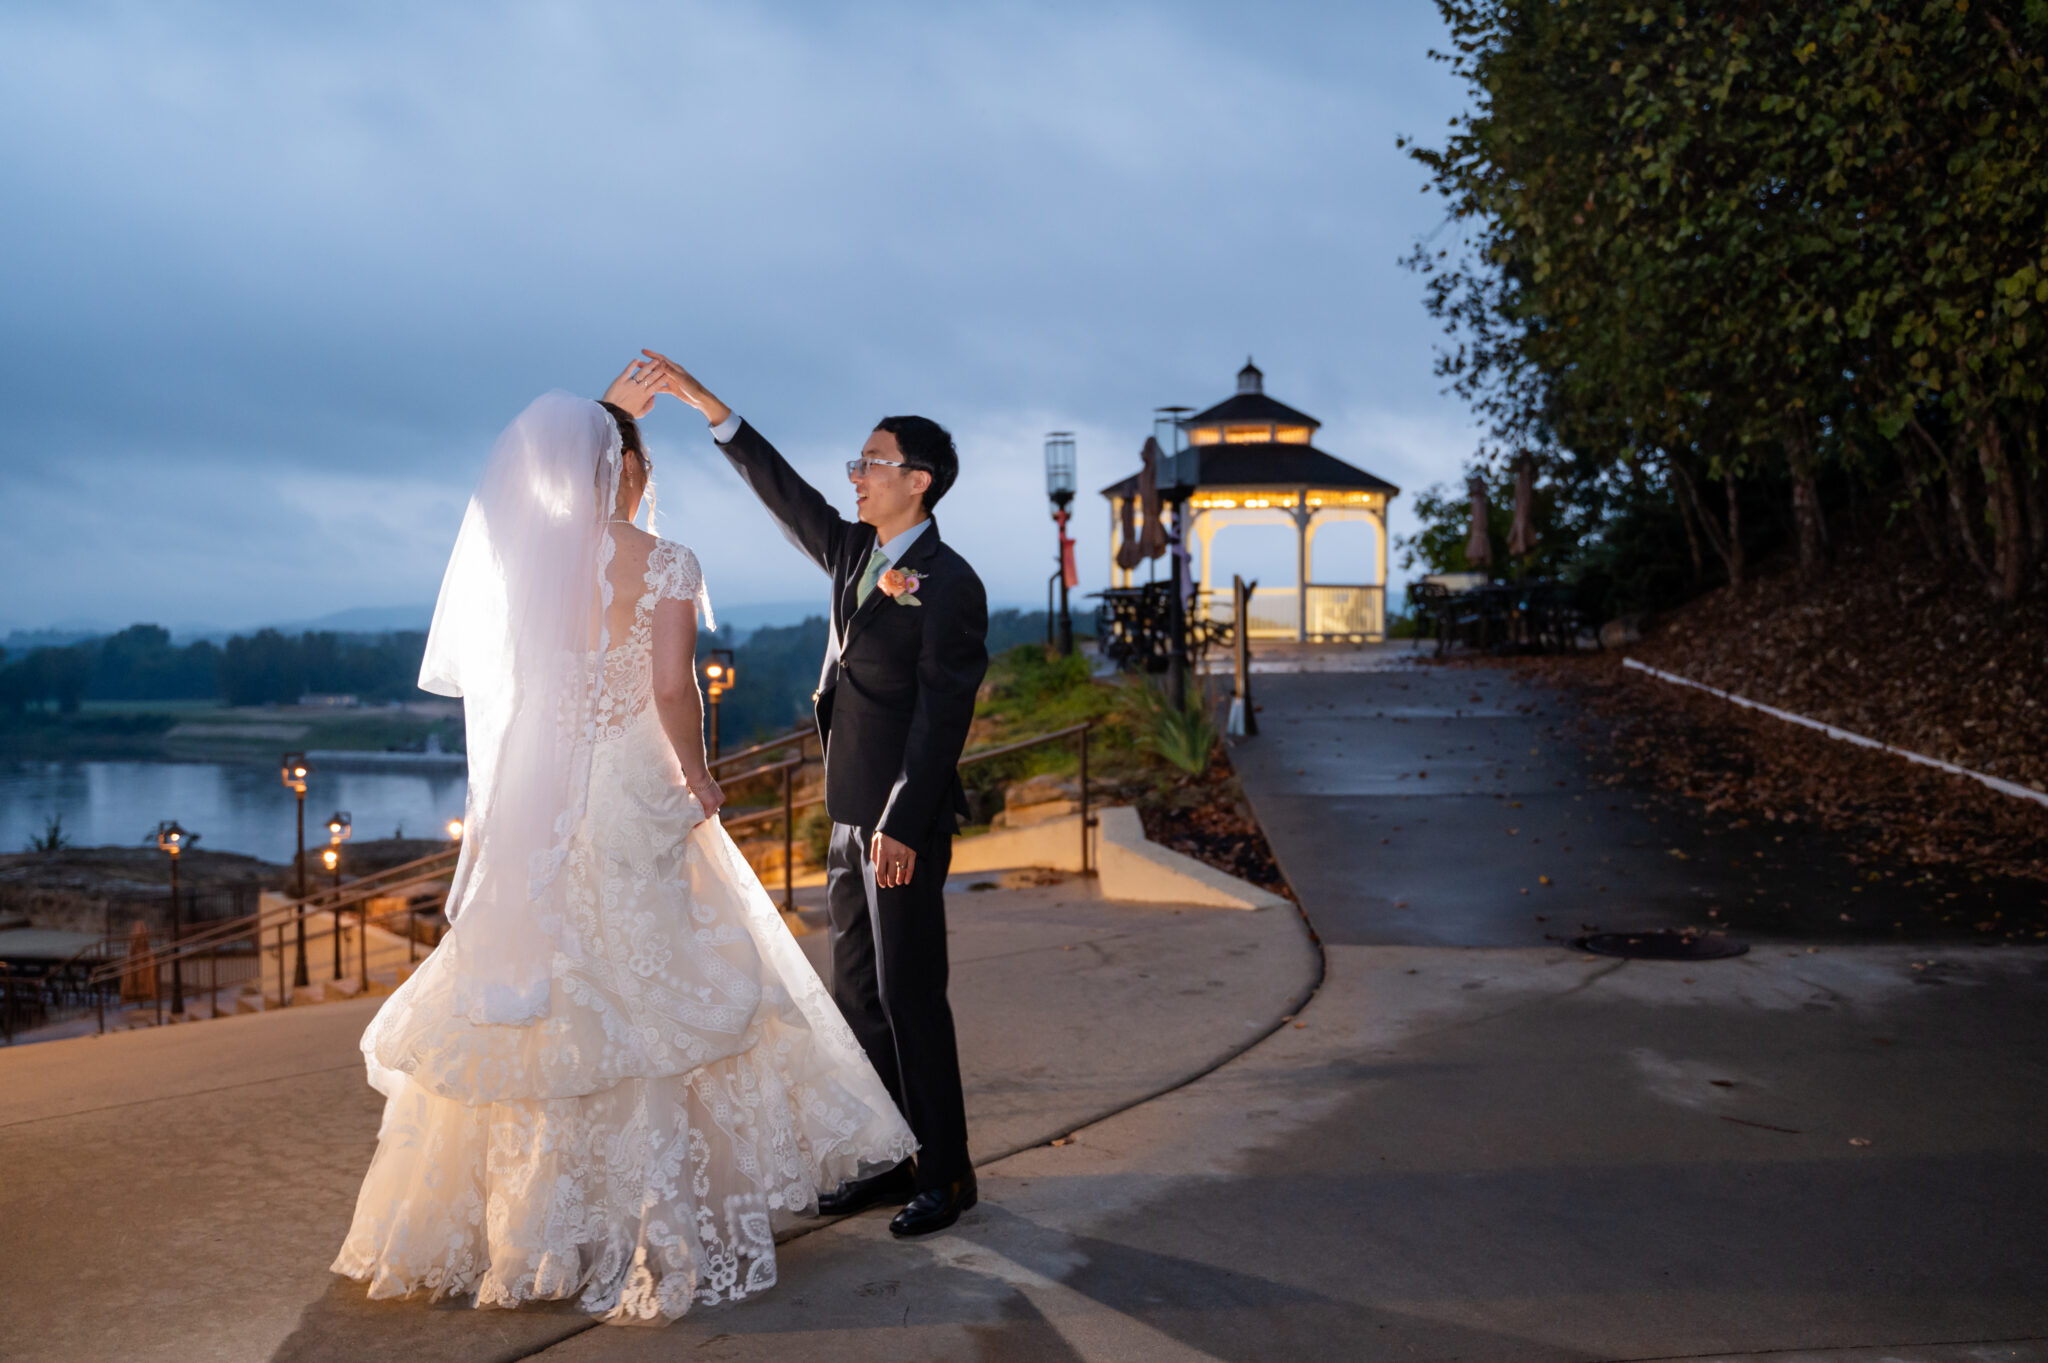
[639,350,850,576]
[714,419,851,577]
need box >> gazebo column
[1195,510,1218,602]
[1372,504,1389,634]
[1291,499,1312,642]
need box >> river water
[1,760,469,864]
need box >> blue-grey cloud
[0,0,1474,632]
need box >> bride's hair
[597,400,646,470]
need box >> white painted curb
[950,806,1286,911]
[1622,657,2048,811]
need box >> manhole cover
[1574,930,1749,961]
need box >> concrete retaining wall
[951,805,1286,912]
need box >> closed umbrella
[1136,436,1169,560]
[1465,474,1494,571]
[1508,455,1539,558]
[1116,493,1142,571]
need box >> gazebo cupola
[1102,359,1400,642]
[1183,358,1320,447]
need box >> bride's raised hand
[600,358,659,418]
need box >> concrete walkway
[0,874,1314,1363]
[496,663,2046,1362]
[6,661,2045,1362]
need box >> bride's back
[604,524,661,648]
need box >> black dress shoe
[888,1172,978,1237]
[818,1161,917,1217]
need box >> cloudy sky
[0,0,1476,635]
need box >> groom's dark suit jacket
[719,420,989,853]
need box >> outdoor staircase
[78,847,460,1036]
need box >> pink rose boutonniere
[878,567,924,606]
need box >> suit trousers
[824,820,970,1191]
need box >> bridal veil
[417,390,620,1025]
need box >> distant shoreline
[0,700,464,766]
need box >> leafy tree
[1406,0,2047,602]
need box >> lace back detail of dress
[596,538,713,743]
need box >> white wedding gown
[332,535,915,1323]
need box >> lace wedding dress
[332,527,915,1324]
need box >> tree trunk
[1668,456,1741,586]
[2022,420,2047,564]
[1977,421,2028,603]
[1788,428,1827,575]
[1673,481,1705,582]
[1897,441,1949,563]
[1724,471,1746,587]
[1940,438,1994,582]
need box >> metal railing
[712,720,1099,887]
[15,722,1098,1043]
[710,724,817,777]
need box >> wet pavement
[1230,665,2047,948]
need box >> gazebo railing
[1305,584,1383,640]
[1196,585,1384,641]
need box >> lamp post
[324,811,350,978]
[1155,407,1196,710]
[1044,432,1077,657]
[700,649,736,760]
[281,752,309,988]
[153,820,195,1016]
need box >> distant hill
[267,605,436,635]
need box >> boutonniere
[878,567,924,606]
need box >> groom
[632,350,989,1237]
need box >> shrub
[1121,679,1218,777]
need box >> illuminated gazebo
[1103,359,1400,642]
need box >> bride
[330,384,915,1323]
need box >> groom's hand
[600,358,659,418]
[642,349,733,428]
[870,831,916,888]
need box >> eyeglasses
[846,456,931,480]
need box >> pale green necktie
[855,543,891,604]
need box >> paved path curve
[506,663,2048,1363]
[0,875,1315,1363]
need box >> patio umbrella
[1508,454,1539,558]
[1136,436,1169,560]
[1464,473,1494,570]
[120,919,155,1003]
[1115,490,1142,571]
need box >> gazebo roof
[1183,391,1323,431]
[1184,357,1322,432]
[1098,442,1401,499]
[1100,361,1399,500]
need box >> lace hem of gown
[329,1015,917,1323]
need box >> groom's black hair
[874,415,958,513]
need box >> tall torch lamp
[324,811,350,978]
[281,752,310,988]
[1155,407,1197,709]
[1044,431,1077,657]
[153,820,196,1016]
[700,649,737,760]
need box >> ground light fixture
[700,649,737,759]
[280,752,310,988]
[153,820,196,1016]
